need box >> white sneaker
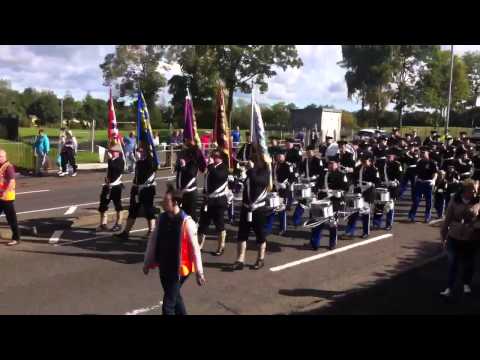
[440,288,451,297]
[71,172,78,177]
[464,285,472,294]
[59,172,67,177]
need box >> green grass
[76,151,100,163]
[399,126,471,139]
[0,140,35,170]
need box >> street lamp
[60,97,64,129]
[445,45,454,135]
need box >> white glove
[280,183,287,190]
[346,167,353,173]
[428,179,435,186]
[311,175,317,180]
[228,175,234,182]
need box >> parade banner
[137,91,160,168]
[213,86,233,169]
[107,87,120,143]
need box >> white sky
[1,45,479,111]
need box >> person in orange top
[0,149,20,246]
[143,185,205,315]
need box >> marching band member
[372,136,388,171]
[266,151,294,235]
[197,149,229,256]
[115,141,157,241]
[433,170,448,219]
[472,145,480,188]
[310,159,349,250]
[285,138,302,171]
[423,130,438,147]
[456,151,473,181]
[319,136,334,159]
[445,164,461,206]
[373,149,402,231]
[97,142,125,232]
[408,147,438,223]
[399,144,419,199]
[299,145,324,179]
[237,131,253,165]
[338,140,356,183]
[344,155,380,239]
[231,152,271,270]
[175,141,206,223]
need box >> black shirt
[243,166,269,205]
[299,157,323,178]
[155,212,183,277]
[205,162,228,195]
[317,169,349,191]
[416,159,438,181]
[285,148,302,168]
[107,156,125,183]
[176,160,198,190]
[379,160,403,183]
[134,157,156,185]
[274,161,294,184]
[353,164,380,186]
[237,143,253,162]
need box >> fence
[0,142,35,170]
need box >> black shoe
[253,259,265,270]
[361,234,369,239]
[213,248,225,256]
[329,245,336,251]
[231,261,244,271]
[278,230,286,237]
[385,226,392,231]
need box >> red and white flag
[108,87,120,142]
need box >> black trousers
[181,190,198,223]
[0,201,20,240]
[61,148,77,172]
[128,186,156,220]
[198,197,227,234]
[238,206,268,244]
[160,273,189,315]
[98,185,123,213]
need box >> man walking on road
[33,128,50,176]
[123,132,137,174]
[0,150,20,246]
[143,185,205,315]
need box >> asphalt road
[0,170,477,315]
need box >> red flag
[108,88,120,143]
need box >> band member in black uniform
[338,141,356,184]
[412,130,422,147]
[344,155,380,239]
[430,142,443,167]
[237,131,253,165]
[357,140,373,162]
[97,143,125,232]
[116,141,157,240]
[285,138,303,170]
[299,145,324,180]
[423,130,438,147]
[445,164,461,206]
[268,138,283,160]
[175,142,206,223]
[267,151,294,235]
[310,159,349,250]
[197,149,229,256]
[434,170,448,219]
[456,151,473,181]
[373,150,402,230]
[387,127,402,147]
[319,136,334,159]
[408,147,438,223]
[399,144,419,199]
[231,152,271,270]
[472,145,480,188]
[373,136,388,172]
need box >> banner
[137,91,160,168]
[214,86,233,169]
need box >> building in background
[290,108,342,142]
[0,117,19,141]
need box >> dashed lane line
[48,230,64,244]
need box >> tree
[416,49,470,128]
[339,45,394,128]
[389,45,439,126]
[27,91,60,125]
[462,51,480,107]
[100,45,168,112]
[166,45,303,125]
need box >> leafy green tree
[462,51,480,107]
[27,91,60,125]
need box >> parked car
[354,128,389,141]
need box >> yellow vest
[0,162,15,201]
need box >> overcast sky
[1,45,479,111]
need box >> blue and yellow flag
[137,91,160,168]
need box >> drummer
[309,159,349,250]
[267,151,295,236]
[343,154,380,239]
[299,144,324,182]
[373,149,402,231]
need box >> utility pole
[60,98,64,129]
[445,45,454,136]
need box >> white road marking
[64,206,78,215]
[270,234,394,272]
[16,190,51,195]
[125,301,163,315]
[48,230,64,244]
[429,219,444,225]
[55,227,149,246]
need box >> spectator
[153,131,160,147]
[59,130,78,177]
[440,179,480,297]
[57,128,66,174]
[178,129,184,144]
[143,185,205,315]
[124,132,137,174]
[0,149,21,246]
[232,126,241,150]
[33,128,50,176]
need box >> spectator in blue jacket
[123,132,137,173]
[33,128,50,176]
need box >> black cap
[360,154,372,161]
[419,146,430,152]
[386,149,397,156]
[286,138,295,143]
[460,131,467,135]
[337,140,347,146]
[325,136,333,140]
[446,135,453,140]
[431,130,438,135]
[392,127,399,132]
[306,144,315,151]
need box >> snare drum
[330,190,344,199]
[294,184,311,200]
[376,188,390,202]
[310,200,334,218]
[345,193,364,209]
[267,192,281,209]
